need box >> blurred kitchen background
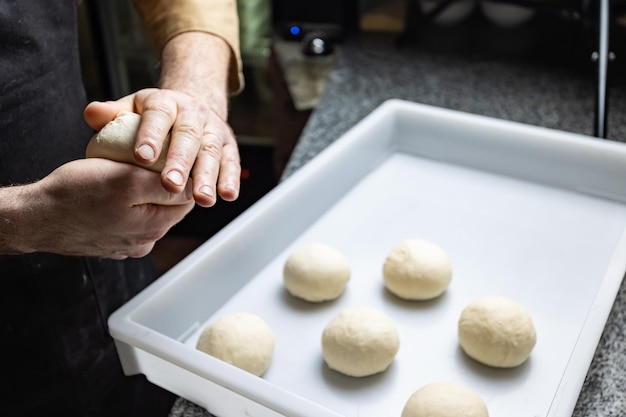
[77,0,626,274]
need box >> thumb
[84,97,135,130]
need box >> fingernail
[199,185,214,199]
[223,183,236,193]
[166,170,185,186]
[137,144,155,161]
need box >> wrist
[159,31,231,119]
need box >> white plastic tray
[109,99,626,417]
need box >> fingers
[188,124,241,207]
[129,164,195,207]
[213,134,241,202]
[132,89,242,205]
[133,93,178,170]
[133,90,204,194]
[88,88,243,206]
[119,201,195,259]
[115,171,196,258]
[161,104,206,193]
[109,200,195,260]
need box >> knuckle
[142,124,170,143]
[198,131,225,158]
[176,123,203,141]
[222,152,240,165]
[143,101,175,119]
[166,146,196,166]
[200,140,223,159]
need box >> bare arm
[160,31,231,119]
[0,184,30,255]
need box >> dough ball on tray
[321,307,400,377]
[458,296,536,368]
[196,312,275,376]
[383,239,452,300]
[402,382,489,417]
[283,243,351,302]
[85,111,170,172]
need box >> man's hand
[84,90,240,208]
[8,158,195,259]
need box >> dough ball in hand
[283,243,351,302]
[196,312,275,376]
[458,296,536,368]
[383,239,452,300]
[85,111,170,172]
[321,307,400,377]
[402,382,489,417]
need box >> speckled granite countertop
[171,21,626,417]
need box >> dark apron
[0,2,174,415]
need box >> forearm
[133,0,243,97]
[159,31,231,120]
[0,184,36,255]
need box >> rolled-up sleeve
[133,0,243,95]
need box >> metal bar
[594,0,610,138]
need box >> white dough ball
[458,296,536,368]
[283,243,351,302]
[85,111,170,172]
[383,239,452,300]
[402,382,489,417]
[196,312,275,376]
[321,307,400,377]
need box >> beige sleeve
[133,0,243,95]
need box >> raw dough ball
[383,239,452,300]
[85,111,170,172]
[402,382,489,417]
[283,243,351,302]
[321,307,400,377]
[196,312,275,376]
[458,296,536,368]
